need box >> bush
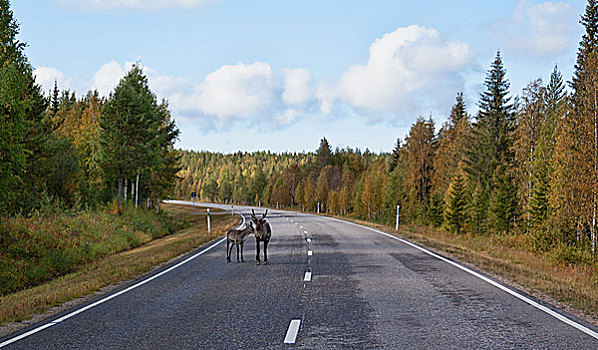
[0,205,177,296]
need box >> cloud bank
[502,0,577,56]
[317,25,474,122]
[35,24,475,131]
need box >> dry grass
[326,215,598,325]
[0,203,238,329]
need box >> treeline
[177,1,598,260]
[0,0,180,216]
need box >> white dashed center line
[306,238,312,243]
[304,271,312,282]
[284,319,301,344]
[303,230,308,234]
[307,250,313,256]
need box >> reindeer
[251,209,272,265]
[226,222,255,263]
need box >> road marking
[307,250,313,256]
[0,214,245,349]
[306,237,311,243]
[304,271,312,282]
[284,319,301,344]
[303,230,308,234]
[300,226,303,228]
[324,216,598,341]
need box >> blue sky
[14,0,585,153]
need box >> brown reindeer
[251,209,272,265]
[226,222,255,263]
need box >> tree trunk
[124,178,128,202]
[117,171,123,212]
[135,169,140,208]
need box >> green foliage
[444,172,467,234]
[0,204,178,296]
[466,51,516,233]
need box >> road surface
[1,201,597,349]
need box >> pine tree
[444,170,467,234]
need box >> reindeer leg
[236,243,240,263]
[226,240,231,262]
[263,239,269,265]
[255,238,261,265]
[240,241,245,262]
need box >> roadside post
[396,205,400,231]
[231,204,234,216]
[207,208,211,234]
[191,191,197,214]
[317,202,320,214]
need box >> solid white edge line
[323,216,598,341]
[0,208,245,348]
[304,271,312,282]
[284,319,301,344]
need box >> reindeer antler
[263,209,268,218]
[251,209,257,219]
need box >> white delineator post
[396,205,400,231]
[207,208,211,234]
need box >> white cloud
[503,0,576,56]
[317,25,474,121]
[274,108,301,127]
[33,66,70,94]
[194,62,276,123]
[90,60,128,96]
[58,0,214,11]
[282,68,313,105]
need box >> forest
[0,0,180,216]
[175,2,598,263]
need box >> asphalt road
[2,201,598,349]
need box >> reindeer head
[251,209,268,231]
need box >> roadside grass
[0,203,237,328]
[333,215,598,324]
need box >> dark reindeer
[226,222,255,263]
[251,209,271,265]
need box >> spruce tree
[432,92,471,203]
[467,51,516,233]
[389,138,402,172]
[530,66,565,233]
[444,170,467,234]
[51,80,60,115]
[316,137,332,172]
[572,0,598,94]
[0,0,48,214]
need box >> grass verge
[0,203,238,332]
